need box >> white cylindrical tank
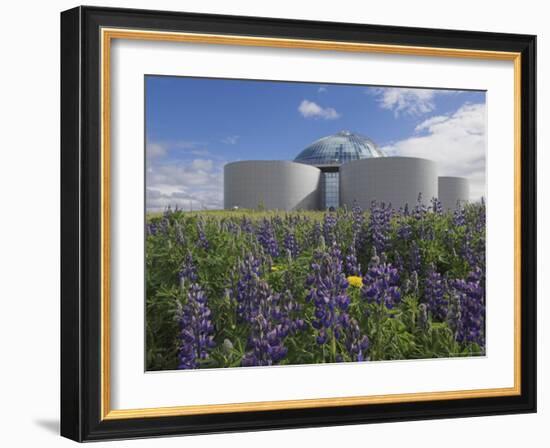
[340,157,438,209]
[224,161,321,210]
[438,176,470,210]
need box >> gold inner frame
[100,27,522,420]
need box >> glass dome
[294,130,385,166]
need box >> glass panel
[294,131,385,167]
[323,172,339,209]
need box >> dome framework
[294,130,385,167]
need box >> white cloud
[380,103,486,201]
[146,140,212,158]
[370,87,452,117]
[146,187,223,212]
[318,86,327,93]
[146,154,225,211]
[171,141,211,156]
[221,135,240,145]
[172,140,207,150]
[191,159,213,171]
[298,99,340,120]
[189,149,210,156]
[148,161,219,188]
[414,115,449,132]
[146,142,167,159]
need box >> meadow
[145,197,485,371]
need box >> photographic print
[61,9,536,440]
[145,76,486,371]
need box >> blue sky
[145,76,486,211]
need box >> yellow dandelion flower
[347,275,363,288]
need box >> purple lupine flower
[146,222,158,236]
[283,230,300,259]
[413,193,428,220]
[413,193,436,240]
[305,244,369,361]
[234,252,263,323]
[222,219,239,235]
[449,267,485,347]
[431,197,443,215]
[257,219,279,258]
[196,220,209,250]
[241,281,290,367]
[306,244,350,340]
[178,251,198,288]
[424,264,448,321]
[475,199,486,233]
[178,283,216,369]
[323,212,338,246]
[232,251,294,365]
[338,313,370,362]
[158,217,170,236]
[240,217,254,234]
[392,250,404,274]
[351,202,364,233]
[156,207,173,235]
[279,268,306,335]
[409,241,421,273]
[345,240,361,276]
[397,220,413,241]
[453,204,466,227]
[460,202,486,275]
[308,221,322,249]
[351,202,366,249]
[272,216,283,229]
[279,289,306,334]
[368,201,392,255]
[361,251,401,310]
[461,230,482,272]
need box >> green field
[145,201,485,371]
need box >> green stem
[331,330,337,362]
[374,304,383,360]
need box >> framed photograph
[60,6,536,441]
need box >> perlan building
[223,130,469,211]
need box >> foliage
[145,200,485,370]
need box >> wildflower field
[146,197,485,371]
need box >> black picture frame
[61,5,536,442]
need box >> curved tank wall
[438,176,470,210]
[224,161,321,211]
[339,157,438,209]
